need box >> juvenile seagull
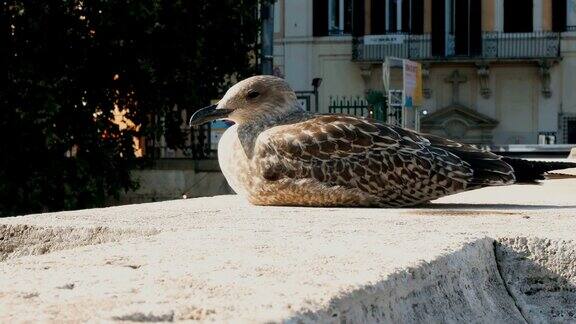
[190,76,576,207]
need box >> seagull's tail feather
[501,157,576,183]
[421,133,515,186]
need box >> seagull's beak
[189,104,233,127]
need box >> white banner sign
[402,59,423,108]
[363,34,405,45]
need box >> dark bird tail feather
[419,133,576,185]
[501,157,576,183]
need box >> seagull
[190,75,576,207]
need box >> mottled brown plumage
[249,114,514,207]
[190,75,576,207]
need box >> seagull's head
[189,75,303,127]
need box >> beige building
[272,0,576,145]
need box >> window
[328,0,353,35]
[315,0,423,37]
[369,0,423,35]
[504,0,533,33]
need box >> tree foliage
[0,0,264,216]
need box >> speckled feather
[248,114,516,207]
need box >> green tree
[0,0,266,216]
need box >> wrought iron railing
[353,31,561,62]
[146,109,215,160]
[329,96,370,117]
[328,96,387,122]
[482,31,560,59]
[354,33,431,61]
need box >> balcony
[352,31,561,62]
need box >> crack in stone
[493,240,530,324]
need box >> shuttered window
[311,0,353,35]
[352,0,365,36]
[318,0,424,37]
[389,0,398,32]
[402,0,410,32]
[371,0,386,34]
[411,0,424,34]
[371,0,424,35]
[313,0,329,36]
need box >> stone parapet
[2,177,576,322]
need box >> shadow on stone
[287,237,576,323]
[427,203,576,210]
[111,311,174,322]
[496,237,576,322]
[0,224,159,262]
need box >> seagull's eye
[247,91,260,100]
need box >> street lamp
[312,78,322,112]
[295,78,323,112]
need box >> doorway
[568,120,576,144]
[431,0,446,56]
[454,0,482,56]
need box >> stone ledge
[1,179,576,322]
[570,147,576,160]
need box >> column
[483,0,495,31]
[339,0,345,31]
[397,0,403,31]
[445,0,452,55]
[386,0,390,30]
[495,0,504,31]
[445,0,451,33]
[329,0,335,31]
[569,0,576,27]
[534,0,543,31]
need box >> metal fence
[329,96,370,117]
[328,96,387,122]
[145,109,215,160]
[482,31,560,59]
[353,31,561,62]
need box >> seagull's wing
[418,133,515,186]
[254,115,480,205]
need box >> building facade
[272,0,576,145]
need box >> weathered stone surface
[496,237,576,323]
[569,148,576,160]
[1,178,576,322]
